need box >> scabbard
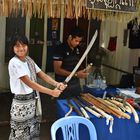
[77,96,101,118]
[67,99,84,117]
[81,93,131,119]
[64,103,73,117]
[72,98,90,119]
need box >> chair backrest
[51,116,97,140]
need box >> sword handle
[84,63,93,73]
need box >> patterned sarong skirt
[9,92,41,140]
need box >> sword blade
[64,30,98,84]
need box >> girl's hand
[51,88,62,97]
[56,82,67,91]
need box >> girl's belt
[14,92,36,100]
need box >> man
[53,27,88,99]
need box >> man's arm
[53,60,88,79]
[53,60,71,77]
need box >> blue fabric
[83,85,118,97]
[56,99,140,140]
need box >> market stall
[56,94,140,140]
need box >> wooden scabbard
[79,96,113,121]
[98,98,130,119]
[81,94,130,119]
[103,99,122,111]
[67,99,84,117]
[72,98,90,119]
[77,97,101,118]
[125,101,139,123]
[81,94,121,118]
[108,99,126,112]
[64,104,73,117]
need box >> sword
[64,30,98,84]
[52,30,98,99]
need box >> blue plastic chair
[51,116,97,140]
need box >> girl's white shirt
[8,56,41,95]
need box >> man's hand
[76,69,89,79]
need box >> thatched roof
[0,0,140,22]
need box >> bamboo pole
[41,1,47,72]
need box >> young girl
[8,33,65,140]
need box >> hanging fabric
[107,36,117,51]
[127,18,140,49]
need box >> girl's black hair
[9,33,29,58]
